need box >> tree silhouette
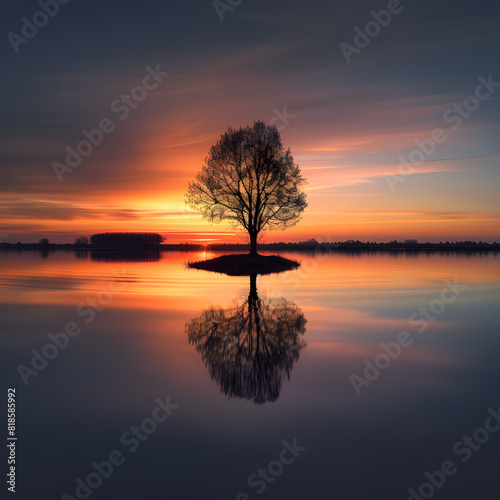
[186,121,307,256]
[185,275,307,404]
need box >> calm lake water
[1,250,499,500]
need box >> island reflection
[185,274,307,404]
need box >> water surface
[1,250,499,499]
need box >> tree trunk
[249,274,257,302]
[249,231,258,257]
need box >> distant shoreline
[1,241,498,253]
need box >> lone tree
[186,120,307,256]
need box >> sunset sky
[1,0,499,243]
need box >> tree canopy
[186,120,307,255]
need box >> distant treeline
[1,238,498,252]
[89,232,163,246]
[203,240,499,251]
[161,240,500,251]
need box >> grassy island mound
[187,254,299,276]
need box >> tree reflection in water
[185,274,307,404]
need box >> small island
[187,253,299,276]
